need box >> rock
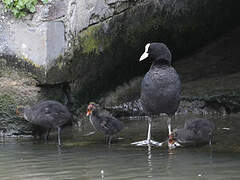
[0,57,71,136]
[100,26,240,116]
[66,0,240,105]
[1,0,239,88]
[1,0,240,135]
[0,57,41,136]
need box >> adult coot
[173,118,215,146]
[132,43,181,148]
[86,102,124,144]
[18,100,72,146]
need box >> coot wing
[32,102,71,128]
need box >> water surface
[0,113,240,180]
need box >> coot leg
[46,128,51,141]
[44,128,51,142]
[57,127,61,146]
[131,116,163,146]
[105,136,109,145]
[167,116,172,136]
[209,133,212,146]
[108,136,112,145]
[167,116,181,149]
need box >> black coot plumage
[132,43,181,148]
[21,100,72,146]
[173,118,215,146]
[86,102,124,144]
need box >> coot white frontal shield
[139,43,150,61]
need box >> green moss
[0,94,16,117]
[0,57,43,134]
[20,56,42,69]
[79,24,110,55]
[0,58,7,66]
[67,0,240,108]
[55,55,64,70]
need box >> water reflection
[147,145,152,178]
[0,141,240,180]
[0,113,240,179]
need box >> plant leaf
[41,0,48,4]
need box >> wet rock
[100,27,240,116]
[1,0,240,101]
[181,93,240,114]
[0,58,40,136]
[0,57,70,136]
[68,0,240,105]
[1,0,240,135]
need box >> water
[0,113,240,180]
[0,142,239,180]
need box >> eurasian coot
[18,100,72,146]
[86,102,124,144]
[132,43,181,148]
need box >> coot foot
[168,140,181,149]
[168,133,181,149]
[131,116,163,146]
[131,139,164,146]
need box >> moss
[0,94,16,117]
[0,55,45,83]
[20,56,42,69]
[0,58,43,135]
[64,0,240,108]
[55,55,65,70]
[0,58,7,67]
[79,24,110,55]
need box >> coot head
[86,102,100,116]
[16,105,30,120]
[16,106,24,115]
[140,43,172,65]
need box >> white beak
[139,43,150,61]
[139,52,149,61]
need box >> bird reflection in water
[57,145,62,156]
[146,144,153,178]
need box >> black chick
[86,102,124,144]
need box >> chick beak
[86,109,92,116]
[16,109,20,116]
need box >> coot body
[23,100,72,145]
[141,65,181,115]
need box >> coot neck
[92,110,100,117]
[24,107,32,121]
[151,59,171,69]
[89,115,94,126]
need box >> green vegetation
[1,0,48,18]
[0,57,42,134]
[79,24,110,55]
[0,94,16,119]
